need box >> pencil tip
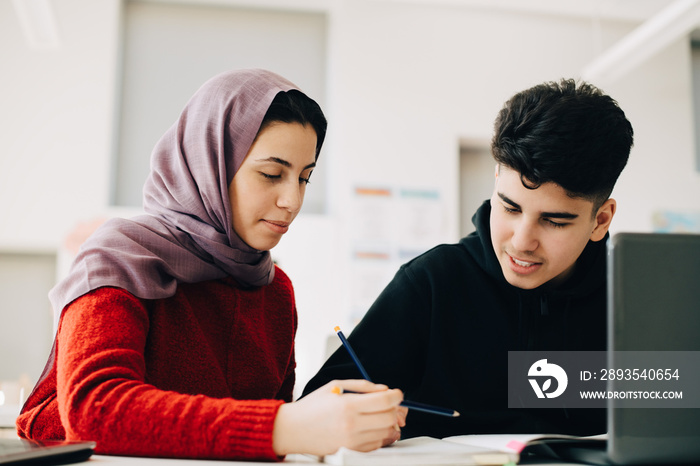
[334,326,340,332]
[453,411,461,417]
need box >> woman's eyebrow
[256,156,316,170]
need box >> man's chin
[502,269,545,290]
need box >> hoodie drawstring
[540,293,549,316]
[517,297,525,349]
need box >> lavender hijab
[49,69,300,320]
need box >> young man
[303,79,634,439]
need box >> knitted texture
[18,267,296,461]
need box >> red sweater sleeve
[56,287,283,460]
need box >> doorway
[459,139,494,237]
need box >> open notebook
[322,433,607,465]
[323,435,518,465]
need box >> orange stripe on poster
[354,187,391,197]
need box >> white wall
[0,0,119,251]
[606,38,700,233]
[326,0,700,237]
[2,0,699,394]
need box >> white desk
[88,454,319,464]
[87,455,578,465]
[0,428,585,465]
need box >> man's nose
[511,220,538,252]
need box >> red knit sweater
[16,266,296,461]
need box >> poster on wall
[652,210,700,233]
[349,185,445,323]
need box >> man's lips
[512,256,537,267]
[507,252,542,274]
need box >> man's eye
[545,219,567,228]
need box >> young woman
[17,69,403,460]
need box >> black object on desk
[0,438,95,465]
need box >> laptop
[606,232,700,465]
[0,438,95,465]
[539,232,700,465]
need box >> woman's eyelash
[260,172,311,185]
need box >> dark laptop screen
[607,232,700,465]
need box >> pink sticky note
[506,440,527,452]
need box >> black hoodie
[303,200,607,439]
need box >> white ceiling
[14,0,700,84]
[140,0,674,22]
[367,0,675,22]
[376,0,700,84]
[129,0,690,25]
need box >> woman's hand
[382,405,408,447]
[272,379,404,456]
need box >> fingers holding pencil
[328,381,404,450]
[329,379,389,395]
[273,379,404,455]
[330,382,407,448]
[329,382,404,414]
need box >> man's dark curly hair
[491,79,633,213]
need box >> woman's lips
[262,219,290,234]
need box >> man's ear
[590,198,616,242]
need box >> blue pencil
[334,326,372,381]
[333,326,460,418]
